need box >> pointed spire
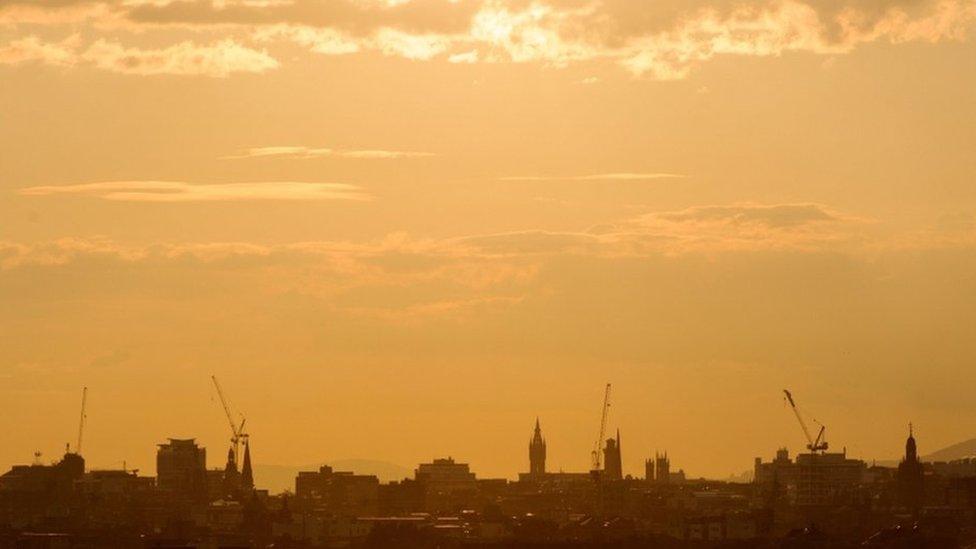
[241,439,254,491]
[531,418,544,444]
[224,445,237,472]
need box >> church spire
[529,418,546,477]
[241,439,254,491]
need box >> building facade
[156,438,207,500]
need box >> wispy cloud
[0,34,79,66]
[82,38,278,77]
[500,173,686,182]
[221,146,436,160]
[19,181,369,202]
[0,35,278,77]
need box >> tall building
[603,430,622,481]
[897,424,924,514]
[156,438,207,500]
[529,418,546,477]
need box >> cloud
[598,202,864,252]
[0,34,79,66]
[500,173,686,181]
[81,38,278,76]
[0,34,279,76]
[19,180,369,202]
[3,0,975,78]
[648,203,843,228]
[0,202,863,268]
[448,49,478,63]
[121,0,481,35]
[221,145,436,160]
[446,203,863,256]
[450,230,600,256]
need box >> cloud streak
[0,34,279,76]
[19,180,370,202]
[500,172,686,182]
[221,145,436,160]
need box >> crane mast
[75,387,88,455]
[591,383,612,470]
[783,389,828,453]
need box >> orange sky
[2,0,976,483]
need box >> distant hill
[254,460,412,494]
[921,438,976,462]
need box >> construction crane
[591,383,612,470]
[75,387,88,455]
[212,375,248,463]
[783,389,828,454]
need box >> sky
[1,0,976,483]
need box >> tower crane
[212,375,248,463]
[783,389,828,454]
[591,383,612,470]
[75,387,88,455]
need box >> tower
[223,445,241,494]
[241,439,254,491]
[655,451,670,484]
[897,423,924,515]
[603,430,622,480]
[529,418,546,477]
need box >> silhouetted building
[222,446,241,496]
[75,469,155,529]
[897,424,924,514]
[415,457,477,512]
[295,465,379,516]
[241,440,254,491]
[603,430,622,481]
[656,452,670,484]
[529,418,546,478]
[0,452,85,528]
[156,438,207,500]
[755,447,865,507]
[931,457,976,478]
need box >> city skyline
[2,380,967,488]
[4,0,976,505]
